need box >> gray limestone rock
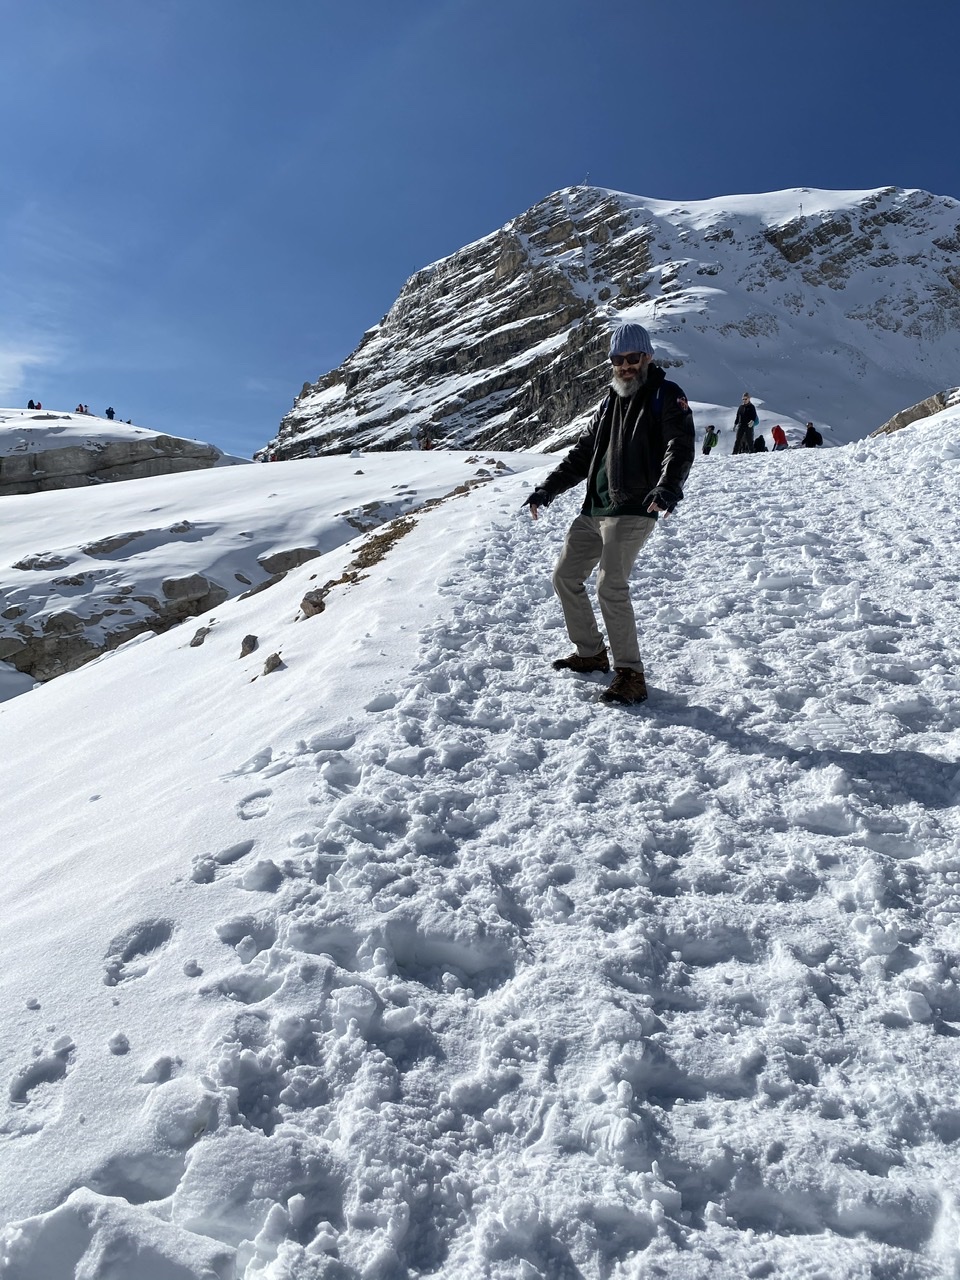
[872,387,960,436]
[299,589,327,618]
[256,547,322,575]
[162,574,215,604]
[0,432,231,497]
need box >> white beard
[610,369,647,399]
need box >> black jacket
[735,402,758,430]
[532,366,695,517]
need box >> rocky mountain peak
[263,184,960,458]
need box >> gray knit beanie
[609,322,654,357]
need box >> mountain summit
[262,185,960,458]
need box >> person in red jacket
[771,424,788,451]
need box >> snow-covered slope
[264,185,960,460]
[2,421,960,1278]
[0,448,518,686]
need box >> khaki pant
[551,515,655,672]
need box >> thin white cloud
[0,340,59,401]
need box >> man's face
[610,351,651,392]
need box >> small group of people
[71,404,118,418]
[725,393,824,454]
[27,399,129,422]
[752,424,788,453]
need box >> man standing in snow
[523,322,695,705]
[732,392,758,454]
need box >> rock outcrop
[0,427,228,497]
[872,386,960,436]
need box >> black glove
[523,488,551,511]
[644,485,680,513]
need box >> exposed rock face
[256,547,324,575]
[262,185,960,456]
[0,571,229,681]
[0,432,227,497]
[872,386,960,436]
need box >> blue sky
[2,0,958,458]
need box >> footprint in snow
[221,748,273,777]
[236,789,272,820]
[8,1036,75,1107]
[191,839,257,883]
[103,919,174,986]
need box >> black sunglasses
[610,353,645,366]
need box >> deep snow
[1,415,960,1279]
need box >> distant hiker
[732,392,758,454]
[753,435,768,452]
[35,401,41,410]
[523,322,695,706]
[105,407,115,420]
[75,403,85,414]
[83,404,90,415]
[702,425,719,456]
[771,424,788,451]
[27,399,35,410]
[801,421,823,447]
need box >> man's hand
[644,485,679,516]
[522,489,549,521]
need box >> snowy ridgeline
[1,414,960,1278]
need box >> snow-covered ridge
[1,414,960,1277]
[0,407,247,496]
[265,184,960,459]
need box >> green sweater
[585,443,652,517]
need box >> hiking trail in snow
[2,423,960,1279]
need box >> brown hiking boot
[552,646,610,674]
[601,667,648,704]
